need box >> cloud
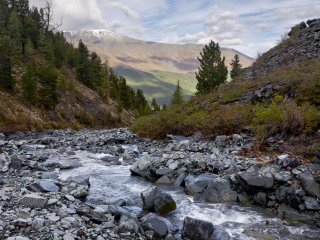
[110,2,140,20]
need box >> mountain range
[64,30,254,105]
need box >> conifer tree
[37,65,58,109]
[76,40,90,85]
[196,40,228,94]
[171,80,184,106]
[22,62,37,104]
[0,56,14,91]
[151,98,160,111]
[230,54,242,79]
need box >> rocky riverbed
[0,129,319,240]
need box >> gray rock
[42,171,59,180]
[0,152,11,172]
[215,135,228,147]
[19,194,47,208]
[63,234,75,240]
[32,217,45,230]
[130,154,151,177]
[156,168,172,176]
[237,171,274,190]
[174,173,186,187]
[141,187,176,215]
[254,192,267,206]
[185,174,213,195]
[303,197,320,210]
[9,154,23,170]
[7,237,30,240]
[76,205,108,222]
[156,175,171,185]
[278,206,314,225]
[142,217,168,239]
[182,217,215,240]
[61,217,79,229]
[298,173,320,198]
[274,171,292,182]
[27,180,59,193]
[118,214,140,234]
[204,178,237,203]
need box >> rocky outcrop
[244,19,320,80]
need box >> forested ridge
[0,0,151,131]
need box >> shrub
[303,105,320,134]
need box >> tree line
[0,0,150,114]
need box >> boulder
[185,174,213,195]
[278,206,314,225]
[141,187,176,215]
[204,178,237,203]
[19,194,47,208]
[182,217,215,240]
[254,192,267,206]
[215,135,227,147]
[156,175,172,185]
[0,152,11,172]
[130,154,151,177]
[142,217,168,239]
[298,173,320,198]
[277,155,300,168]
[118,214,140,234]
[9,154,23,170]
[27,180,59,193]
[237,171,274,191]
[303,197,320,210]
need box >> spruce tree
[230,54,242,79]
[171,80,184,106]
[196,40,228,94]
[151,98,160,111]
[22,62,37,104]
[76,40,90,86]
[0,56,14,91]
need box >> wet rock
[142,217,168,239]
[27,180,59,193]
[182,217,215,240]
[19,194,47,208]
[204,178,237,203]
[185,174,213,195]
[41,171,59,180]
[174,173,186,187]
[141,187,176,215]
[298,173,320,198]
[278,205,314,225]
[155,168,172,176]
[130,154,151,177]
[118,214,140,234]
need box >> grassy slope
[0,66,134,133]
[131,59,320,158]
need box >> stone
[9,154,23,170]
[65,194,75,201]
[19,194,47,208]
[237,171,274,191]
[42,171,59,180]
[32,217,45,230]
[174,173,186,187]
[61,217,79,229]
[278,206,314,225]
[142,217,168,239]
[274,171,292,182]
[118,214,140,234]
[204,178,237,203]
[254,192,267,206]
[303,197,320,210]
[215,135,228,147]
[185,174,213,195]
[145,230,154,240]
[63,234,75,240]
[156,168,172,176]
[0,152,11,172]
[156,175,172,185]
[130,154,151,177]
[76,205,108,222]
[7,237,30,240]
[298,173,320,198]
[141,187,176,215]
[27,180,59,193]
[182,217,215,240]
[277,155,300,168]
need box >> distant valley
[64,30,254,105]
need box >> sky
[29,0,320,57]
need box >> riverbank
[0,129,319,239]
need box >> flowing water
[60,150,320,240]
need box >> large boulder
[19,194,47,208]
[141,187,176,215]
[118,214,140,234]
[185,174,213,195]
[182,217,215,240]
[130,154,151,177]
[237,171,274,191]
[298,173,320,198]
[76,205,108,223]
[142,217,168,239]
[9,154,23,171]
[204,178,237,203]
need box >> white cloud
[110,2,140,20]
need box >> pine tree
[76,40,90,86]
[151,98,160,111]
[162,104,167,110]
[22,62,37,104]
[196,40,228,94]
[230,54,242,79]
[171,80,184,106]
[0,56,14,91]
[37,65,59,109]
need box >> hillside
[132,19,320,158]
[64,30,254,105]
[0,1,150,132]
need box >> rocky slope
[64,30,254,104]
[0,129,319,240]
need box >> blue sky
[30,0,320,57]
